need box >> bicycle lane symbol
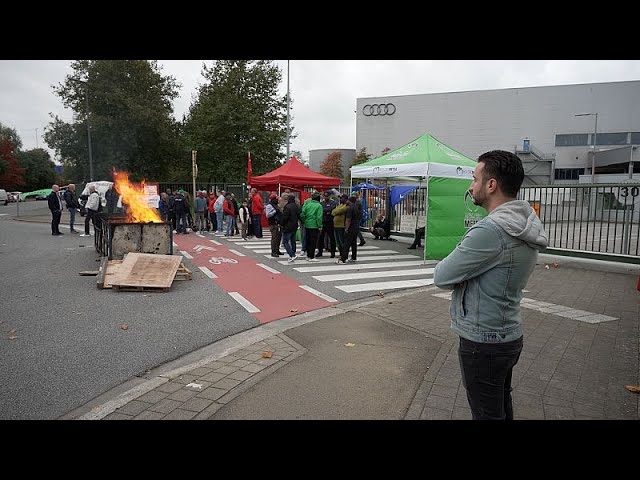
[209,257,238,265]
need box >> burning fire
[113,171,161,223]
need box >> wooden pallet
[174,264,192,281]
[111,284,171,292]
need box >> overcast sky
[2,60,640,162]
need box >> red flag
[247,151,253,185]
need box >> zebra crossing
[220,231,437,296]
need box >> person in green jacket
[300,191,323,261]
[332,194,348,258]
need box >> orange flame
[113,171,161,223]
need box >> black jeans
[458,336,523,420]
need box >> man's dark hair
[477,150,524,197]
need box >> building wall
[309,149,356,177]
[356,81,640,179]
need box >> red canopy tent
[249,156,341,192]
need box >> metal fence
[518,184,640,257]
[158,181,640,258]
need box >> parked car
[0,189,8,205]
[8,191,22,202]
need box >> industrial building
[355,80,640,185]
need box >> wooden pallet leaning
[174,264,192,281]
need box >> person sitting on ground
[408,226,425,249]
[370,211,391,240]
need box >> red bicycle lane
[173,234,335,323]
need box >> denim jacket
[433,200,548,343]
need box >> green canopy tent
[350,133,485,260]
[20,188,53,201]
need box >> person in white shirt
[80,185,101,237]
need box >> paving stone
[200,372,226,383]
[193,402,224,420]
[173,374,199,385]
[133,410,166,420]
[167,389,198,403]
[148,398,182,414]
[424,395,455,411]
[241,363,269,374]
[229,359,252,368]
[115,400,154,417]
[156,381,184,394]
[215,365,240,375]
[420,407,452,420]
[188,367,214,377]
[212,378,242,390]
[104,412,133,420]
[162,408,197,420]
[136,390,170,404]
[226,370,255,382]
[197,387,228,401]
[180,396,214,413]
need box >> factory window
[595,132,628,145]
[554,168,585,180]
[630,132,640,144]
[555,134,589,146]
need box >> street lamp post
[286,60,290,162]
[575,112,598,183]
[71,78,94,182]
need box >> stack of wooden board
[97,253,189,291]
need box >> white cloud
[2,60,640,164]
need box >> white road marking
[277,254,418,264]
[298,285,338,302]
[337,278,435,292]
[252,249,277,254]
[173,242,178,247]
[228,292,261,313]
[209,240,222,245]
[432,292,618,323]
[256,263,281,274]
[228,249,245,256]
[196,233,206,238]
[313,268,435,282]
[294,260,427,273]
[198,266,217,279]
[180,251,193,259]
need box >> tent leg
[423,179,428,264]
[278,184,281,196]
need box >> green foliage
[320,151,343,179]
[182,60,289,183]
[44,60,181,182]
[15,148,56,191]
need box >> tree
[0,138,26,190]
[182,60,289,183]
[320,151,343,179]
[44,60,181,182]
[381,146,391,155]
[0,123,22,176]
[290,150,303,161]
[348,147,372,183]
[15,148,56,191]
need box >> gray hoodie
[434,200,548,343]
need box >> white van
[0,189,8,205]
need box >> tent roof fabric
[249,156,341,189]
[350,133,477,179]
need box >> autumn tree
[0,123,22,177]
[0,138,26,190]
[44,60,181,183]
[349,147,372,183]
[320,151,343,179]
[182,60,290,183]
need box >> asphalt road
[0,202,259,419]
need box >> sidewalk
[65,256,640,420]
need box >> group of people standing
[263,189,365,264]
[47,183,104,237]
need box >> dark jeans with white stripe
[458,336,523,420]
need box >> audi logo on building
[362,103,396,116]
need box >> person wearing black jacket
[317,191,337,258]
[47,184,64,236]
[173,190,189,234]
[281,194,301,262]
[63,184,80,233]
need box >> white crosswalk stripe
[208,230,440,296]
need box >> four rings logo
[362,103,396,116]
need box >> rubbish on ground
[344,342,356,347]
[262,351,273,358]
[120,324,129,330]
[624,385,640,394]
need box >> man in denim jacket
[434,150,548,420]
